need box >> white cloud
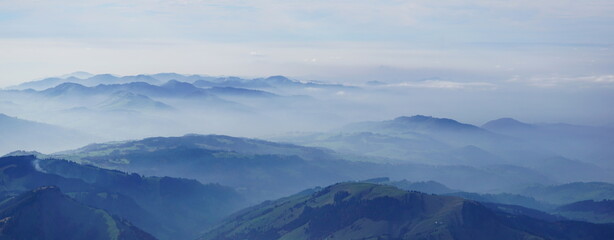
[249,51,265,57]
[509,75,614,87]
[383,80,497,90]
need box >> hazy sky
[0,1,612,86]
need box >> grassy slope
[202,182,549,240]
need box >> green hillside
[201,182,614,240]
[0,186,156,240]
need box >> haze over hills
[48,131,611,204]
[52,134,370,201]
[275,115,614,183]
[0,73,362,140]
[3,72,612,159]
[483,117,614,168]
[0,113,98,155]
[520,182,614,205]
[53,134,567,199]
[3,0,614,238]
[0,73,611,240]
[95,91,174,112]
[276,115,511,161]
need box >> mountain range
[52,134,562,199]
[276,115,614,183]
[0,72,362,139]
[9,73,349,92]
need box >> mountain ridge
[201,182,614,240]
[0,185,157,240]
[9,73,349,91]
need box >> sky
[0,0,612,84]
[0,0,613,125]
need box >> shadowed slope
[0,186,156,240]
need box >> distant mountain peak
[487,117,525,125]
[394,114,436,122]
[91,73,115,78]
[41,82,90,96]
[96,90,173,111]
[162,79,195,88]
[151,72,186,79]
[265,75,291,81]
[264,75,297,84]
[163,79,182,84]
[390,115,479,131]
[482,117,534,130]
[339,115,487,142]
[59,71,93,79]
[55,82,86,88]
[394,115,455,122]
[65,76,81,81]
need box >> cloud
[381,80,497,90]
[508,75,614,87]
[249,51,265,57]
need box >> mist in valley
[1,1,614,239]
[1,72,613,195]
